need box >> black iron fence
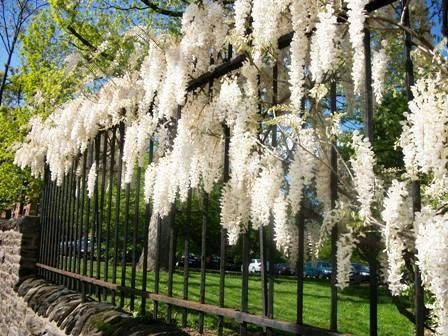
[36,1,426,335]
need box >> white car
[240,259,264,273]
[249,259,262,273]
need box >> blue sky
[0,45,20,69]
[0,1,444,74]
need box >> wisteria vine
[13,1,448,333]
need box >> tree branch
[0,0,11,50]
[391,296,417,324]
[66,25,97,51]
[391,296,435,333]
[66,25,112,61]
[102,3,150,11]
[139,0,183,17]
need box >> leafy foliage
[0,106,40,210]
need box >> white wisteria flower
[400,74,448,198]
[144,163,156,204]
[346,0,369,95]
[381,180,413,295]
[250,160,284,229]
[350,131,377,222]
[139,41,166,113]
[273,193,294,255]
[309,4,338,83]
[234,0,251,37]
[315,156,332,215]
[415,208,448,335]
[372,42,388,104]
[220,182,251,245]
[288,1,311,112]
[87,162,97,199]
[288,129,317,215]
[336,230,358,289]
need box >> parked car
[176,253,201,268]
[317,261,332,279]
[350,263,370,282]
[304,261,332,279]
[59,239,73,255]
[206,255,220,270]
[304,261,317,278]
[72,237,96,257]
[241,259,262,273]
[274,263,292,275]
[249,259,262,273]
[225,260,241,272]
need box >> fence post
[266,62,279,335]
[130,164,142,311]
[79,148,88,301]
[104,128,116,301]
[39,166,49,279]
[240,231,249,336]
[364,27,379,336]
[97,131,108,300]
[112,123,124,305]
[296,208,305,326]
[166,204,177,323]
[218,122,230,336]
[91,134,100,296]
[182,188,192,327]
[66,163,75,289]
[140,138,153,316]
[402,2,425,335]
[153,216,162,319]
[199,190,208,333]
[120,182,131,308]
[330,80,338,332]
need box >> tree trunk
[0,33,18,106]
[138,212,171,271]
[0,53,12,106]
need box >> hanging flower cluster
[415,208,448,335]
[122,115,158,185]
[288,129,317,215]
[315,153,332,216]
[372,42,389,104]
[139,42,165,113]
[346,0,369,94]
[350,131,377,222]
[15,72,144,185]
[250,0,291,64]
[273,194,293,254]
[310,4,338,83]
[234,0,251,38]
[87,162,97,199]
[381,180,413,295]
[336,230,358,289]
[13,116,47,179]
[400,73,448,198]
[250,160,284,229]
[288,1,313,112]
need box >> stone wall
[16,278,186,336]
[0,217,188,336]
[0,216,62,336]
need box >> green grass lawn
[62,259,414,335]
